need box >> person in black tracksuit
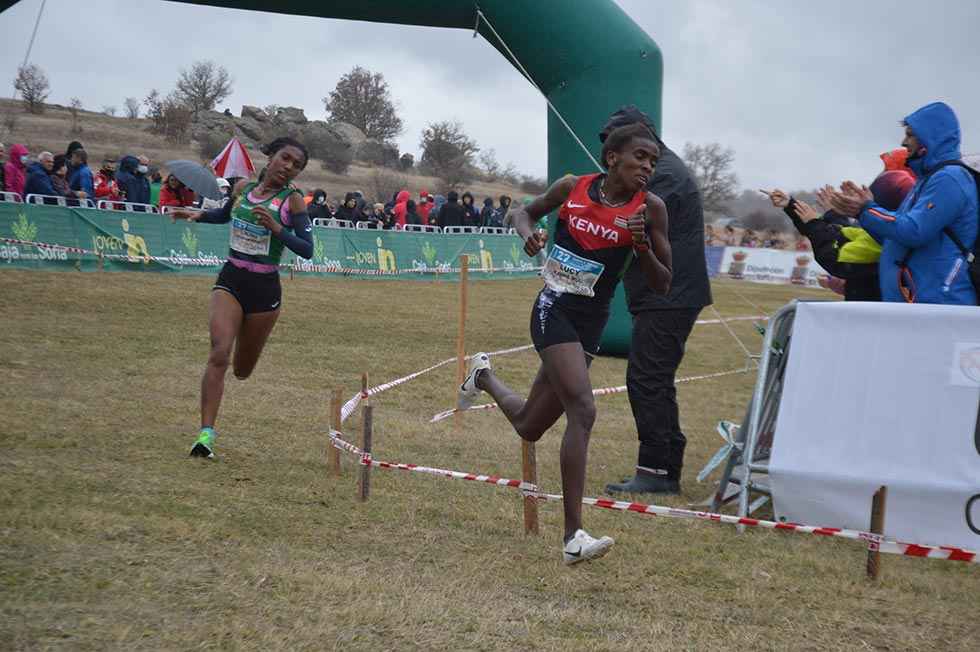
[601,106,713,495]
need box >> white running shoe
[457,352,491,410]
[563,529,614,565]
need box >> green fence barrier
[0,203,540,279]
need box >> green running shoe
[190,428,215,459]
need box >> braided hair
[262,137,309,170]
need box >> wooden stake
[866,485,887,580]
[361,372,369,404]
[289,264,295,280]
[454,255,469,432]
[329,388,343,477]
[522,440,539,535]
[97,252,104,271]
[358,405,374,502]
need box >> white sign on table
[769,301,980,550]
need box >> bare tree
[102,105,117,117]
[420,120,479,188]
[174,60,233,116]
[682,142,739,214]
[123,97,141,120]
[13,64,50,114]
[500,161,521,185]
[144,89,193,143]
[369,169,409,204]
[479,148,501,181]
[323,66,403,142]
[69,98,83,134]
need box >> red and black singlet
[543,173,646,313]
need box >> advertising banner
[0,203,538,279]
[718,246,827,286]
[770,301,980,550]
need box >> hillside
[0,98,530,204]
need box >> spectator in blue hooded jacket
[116,155,151,205]
[825,102,978,305]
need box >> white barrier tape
[429,367,752,423]
[694,315,768,326]
[522,491,979,564]
[340,344,536,424]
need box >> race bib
[541,244,605,297]
[230,217,271,257]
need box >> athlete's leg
[201,290,243,429]
[232,309,280,380]
[537,342,597,541]
[477,364,567,442]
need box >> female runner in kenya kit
[457,123,672,564]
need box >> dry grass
[0,270,977,651]
[0,98,527,203]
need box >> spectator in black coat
[481,197,497,227]
[335,192,359,222]
[308,189,331,220]
[599,105,713,496]
[405,199,423,225]
[437,190,466,228]
[495,195,512,226]
[461,191,480,227]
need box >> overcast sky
[1,0,977,191]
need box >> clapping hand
[817,182,873,217]
[761,189,790,209]
[792,199,821,223]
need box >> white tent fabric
[211,138,255,180]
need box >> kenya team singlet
[542,173,647,314]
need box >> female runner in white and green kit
[170,137,314,459]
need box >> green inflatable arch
[12,0,665,355]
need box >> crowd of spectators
[1,139,165,208]
[304,188,523,230]
[5,100,976,310]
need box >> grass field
[1,270,977,651]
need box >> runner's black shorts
[529,288,609,356]
[213,261,282,314]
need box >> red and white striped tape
[326,425,978,564]
[328,429,538,491]
[429,367,753,423]
[341,344,535,423]
[523,491,978,564]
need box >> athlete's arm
[170,179,246,224]
[512,175,578,256]
[632,192,672,294]
[259,191,314,259]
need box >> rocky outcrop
[328,121,366,149]
[192,106,370,157]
